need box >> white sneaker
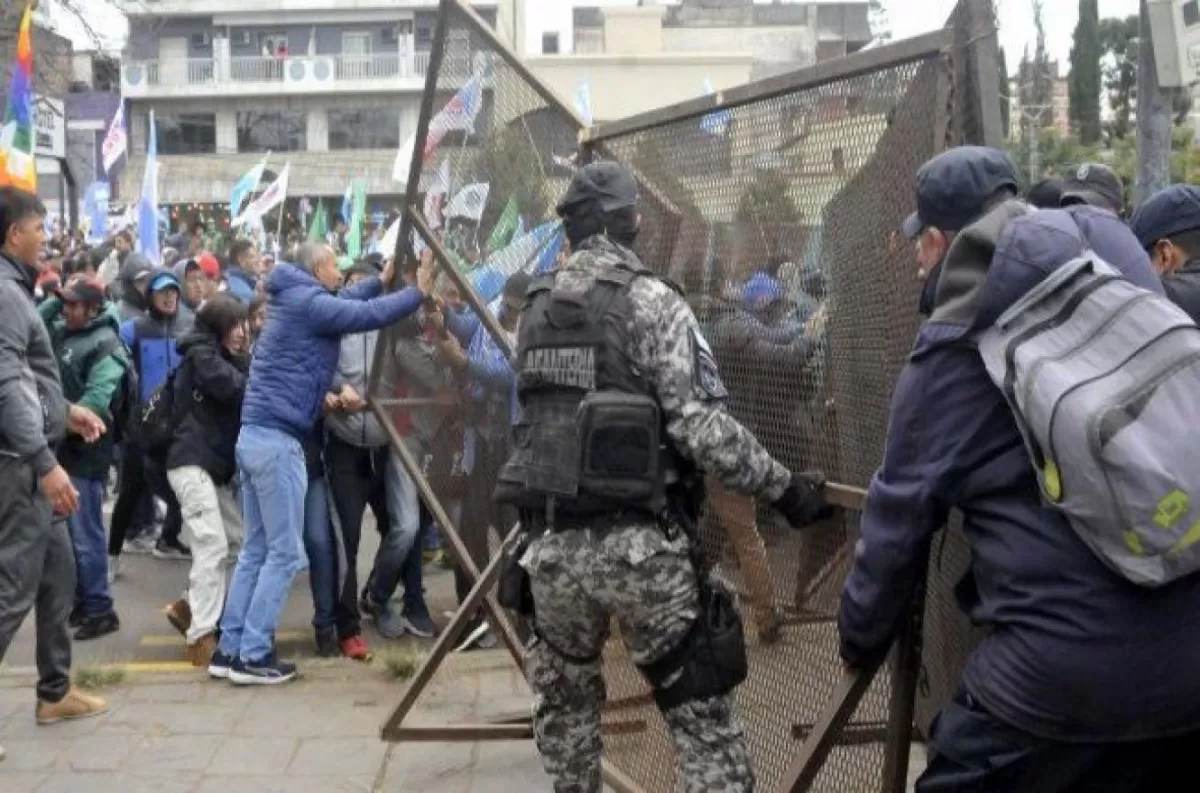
[123,535,156,555]
[453,622,491,653]
[107,555,121,584]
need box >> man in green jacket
[42,275,127,641]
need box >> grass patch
[75,665,128,691]
[379,648,423,681]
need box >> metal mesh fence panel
[588,42,949,793]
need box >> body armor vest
[494,262,676,518]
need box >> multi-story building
[116,0,515,212]
[1008,59,1071,141]
[525,0,872,121]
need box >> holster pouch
[638,577,748,711]
[498,531,535,617]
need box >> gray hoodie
[0,253,68,476]
[327,328,388,448]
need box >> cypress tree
[1069,0,1103,144]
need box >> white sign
[34,96,66,159]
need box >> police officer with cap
[1059,163,1125,216]
[900,146,1020,316]
[497,161,830,793]
[1129,184,1200,323]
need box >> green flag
[307,198,327,242]
[346,180,368,259]
[486,197,519,253]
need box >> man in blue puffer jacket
[840,147,1200,792]
[209,242,433,685]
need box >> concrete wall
[527,53,754,123]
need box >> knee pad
[637,580,748,712]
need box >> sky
[522,0,1143,77]
[52,0,1144,72]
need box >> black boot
[74,612,121,641]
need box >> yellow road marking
[139,630,308,648]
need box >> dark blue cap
[901,146,1019,239]
[1128,184,1200,250]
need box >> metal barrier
[372,1,1002,791]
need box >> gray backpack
[978,254,1200,586]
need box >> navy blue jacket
[120,309,185,404]
[840,205,1200,742]
[241,264,424,441]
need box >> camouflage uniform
[520,236,791,793]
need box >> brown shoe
[164,598,192,637]
[36,687,108,725]
[186,634,218,668]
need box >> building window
[542,33,560,55]
[328,107,401,150]
[153,113,216,155]
[237,111,306,153]
[342,32,372,56]
[1185,1,1200,28]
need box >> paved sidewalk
[0,651,554,793]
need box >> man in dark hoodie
[841,147,1200,792]
[1129,183,1200,323]
[224,239,260,303]
[115,253,154,322]
[0,188,109,759]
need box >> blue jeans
[67,477,112,615]
[219,425,307,663]
[302,476,337,634]
[368,446,425,608]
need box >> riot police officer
[495,162,830,793]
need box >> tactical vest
[494,262,678,519]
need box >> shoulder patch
[691,325,728,400]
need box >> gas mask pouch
[578,392,662,508]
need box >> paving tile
[56,734,138,772]
[0,709,114,739]
[32,771,201,793]
[206,736,297,775]
[286,737,389,777]
[194,775,376,793]
[231,696,386,738]
[122,734,222,772]
[122,684,212,704]
[106,703,244,735]
[0,771,47,793]
[382,741,473,793]
[0,737,63,770]
[468,740,552,793]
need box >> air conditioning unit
[284,56,336,86]
[190,31,211,48]
[1148,0,1200,86]
[382,26,399,44]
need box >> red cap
[196,252,221,279]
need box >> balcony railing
[336,53,400,80]
[187,59,215,84]
[123,51,430,93]
[231,56,285,83]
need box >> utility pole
[1135,0,1173,206]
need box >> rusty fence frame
[371,0,1002,791]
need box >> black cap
[1025,178,1064,209]
[59,275,108,306]
[556,162,638,217]
[1060,163,1124,214]
[1129,184,1200,249]
[901,146,1019,239]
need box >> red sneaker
[339,635,371,662]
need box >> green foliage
[1068,0,1102,145]
[1017,1,1054,139]
[999,47,1011,140]
[1098,15,1138,141]
[471,125,549,232]
[868,0,892,43]
[735,168,801,229]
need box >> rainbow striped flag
[0,5,36,193]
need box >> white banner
[101,102,127,175]
[445,182,490,222]
[233,163,290,227]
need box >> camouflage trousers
[521,520,755,793]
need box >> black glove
[773,471,834,529]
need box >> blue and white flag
[700,79,732,136]
[83,181,110,244]
[341,185,353,225]
[575,78,593,125]
[231,153,269,219]
[136,110,160,263]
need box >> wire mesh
[589,45,947,793]
[380,0,1004,790]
